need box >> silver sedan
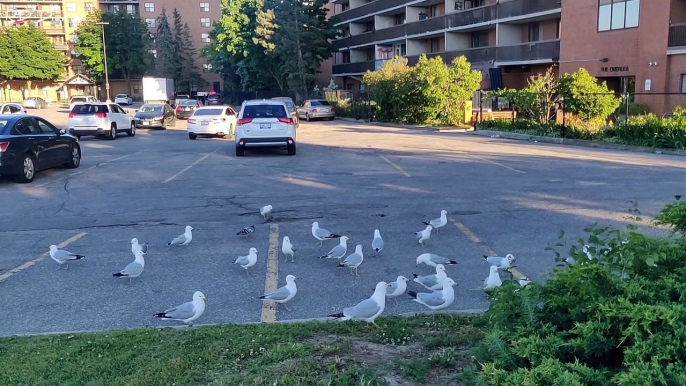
[22,97,48,109]
[296,99,336,121]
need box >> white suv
[114,94,133,105]
[68,102,136,140]
[235,100,297,156]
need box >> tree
[557,68,622,122]
[154,8,177,79]
[171,9,206,93]
[491,68,559,125]
[0,23,65,97]
[74,10,106,81]
[202,24,242,94]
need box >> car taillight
[331,107,336,113]
[0,141,9,152]
[176,107,183,111]
[278,117,294,124]
[69,113,76,118]
[188,119,196,124]
[95,113,107,118]
[238,118,252,125]
[312,109,318,113]
[220,117,226,122]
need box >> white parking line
[162,148,222,184]
[37,152,141,187]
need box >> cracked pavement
[0,109,685,336]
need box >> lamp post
[96,22,110,102]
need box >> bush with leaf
[488,68,559,125]
[557,68,622,122]
[463,203,686,385]
[600,107,686,149]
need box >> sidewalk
[336,116,474,133]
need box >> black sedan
[206,93,224,105]
[134,103,176,129]
[175,100,202,119]
[0,115,80,183]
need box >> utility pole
[97,22,111,102]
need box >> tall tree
[154,8,177,79]
[104,11,151,93]
[171,9,206,93]
[202,24,241,93]
[74,10,106,81]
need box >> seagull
[483,253,515,269]
[422,210,448,233]
[131,238,148,256]
[561,256,576,265]
[49,245,85,270]
[372,229,384,255]
[311,222,341,246]
[484,265,502,289]
[168,226,193,246]
[113,250,145,283]
[319,236,349,259]
[415,225,433,246]
[338,245,364,276]
[258,274,298,311]
[416,253,458,269]
[236,225,256,237]
[282,236,297,262]
[385,276,409,306]
[413,264,448,291]
[327,281,389,326]
[518,277,532,287]
[153,291,207,326]
[234,247,259,275]
[407,278,457,311]
[260,205,273,219]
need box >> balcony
[447,5,497,29]
[99,0,138,2]
[669,23,686,47]
[53,43,69,50]
[333,61,376,75]
[495,39,560,63]
[333,0,415,23]
[42,27,65,34]
[405,47,496,66]
[406,15,446,35]
[498,0,562,19]
[0,9,62,19]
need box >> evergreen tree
[154,8,177,79]
[171,9,206,92]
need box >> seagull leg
[65,262,70,270]
[246,267,250,276]
[55,264,62,271]
[317,240,323,247]
[394,297,399,306]
[291,255,295,263]
[285,303,292,311]
[354,267,359,277]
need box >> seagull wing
[344,298,381,319]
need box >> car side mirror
[134,109,139,113]
[58,128,67,135]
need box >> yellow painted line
[37,152,141,187]
[379,155,411,177]
[260,224,280,323]
[162,148,221,184]
[451,220,527,280]
[0,232,88,283]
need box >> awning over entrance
[62,74,94,87]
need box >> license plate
[143,121,149,126]
[185,108,191,111]
[260,123,271,129]
[321,109,329,113]
[201,121,209,126]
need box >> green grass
[0,314,486,386]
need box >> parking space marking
[0,232,87,283]
[438,142,526,174]
[162,148,222,184]
[379,155,411,177]
[451,219,527,280]
[37,152,142,187]
[260,224,280,323]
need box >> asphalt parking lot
[0,105,684,336]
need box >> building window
[341,3,350,12]
[528,22,540,42]
[146,19,155,28]
[203,63,212,73]
[201,33,210,43]
[430,38,441,53]
[363,21,374,32]
[110,4,120,12]
[52,19,63,27]
[342,51,350,63]
[394,13,405,25]
[49,5,61,13]
[429,5,440,17]
[470,30,489,48]
[85,2,94,12]
[682,75,686,94]
[133,84,142,94]
[144,2,154,12]
[200,2,210,12]
[201,18,211,27]
[66,2,76,12]
[126,4,136,15]
[598,0,640,32]
[69,18,79,28]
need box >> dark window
[528,22,540,42]
[394,13,405,25]
[310,100,332,106]
[14,119,41,135]
[342,51,351,63]
[470,30,489,48]
[243,105,288,119]
[225,107,236,115]
[681,75,686,94]
[35,119,57,134]
[207,95,221,100]
[71,104,108,114]
[430,38,441,53]
[598,0,640,32]
[178,100,198,106]
[193,109,224,116]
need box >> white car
[235,99,297,156]
[69,96,98,111]
[67,102,136,140]
[0,103,27,115]
[115,94,133,105]
[187,106,238,140]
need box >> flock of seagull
[45,205,531,327]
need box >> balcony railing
[332,61,376,75]
[405,47,496,66]
[447,4,497,29]
[498,0,562,19]
[406,15,447,35]
[495,39,560,62]
[333,0,415,23]
[668,23,686,47]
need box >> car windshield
[193,109,224,116]
[310,100,331,106]
[243,104,288,118]
[71,97,87,102]
[207,95,221,100]
[179,100,197,106]
[139,105,163,113]
[71,104,107,114]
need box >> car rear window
[116,94,127,98]
[71,104,108,114]
[207,95,221,100]
[193,109,224,116]
[310,100,331,106]
[139,105,163,113]
[178,100,197,106]
[243,104,288,119]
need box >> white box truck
[142,77,174,104]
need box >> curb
[472,130,686,157]
[336,117,474,133]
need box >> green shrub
[654,202,686,237]
[628,102,650,116]
[557,68,622,122]
[601,108,686,149]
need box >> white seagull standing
[337,245,364,276]
[131,238,149,256]
[416,253,458,269]
[281,236,297,262]
[484,265,503,289]
[311,222,342,246]
[234,247,259,275]
[372,229,384,255]
[483,253,515,269]
[258,274,298,311]
[153,291,207,326]
[407,278,457,311]
[412,264,448,291]
[422,210,448,233]
[319,236,349,259]
[328,281,389,326]
[260,205,273,219]
[415,225,433,246]
[168,226,193,246]
[385,276,409,306]
[113,250,145,283]
[49,245,85,270]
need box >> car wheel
[127,122,136,137]
[15,153,36,183]
[236,145,245,157]
[189,133,197,140]
[306,114,311,122]
[108,124,117,140]
[288,143,296,156]
[65,144,81,169]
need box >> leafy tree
[171,9,206,93]
[74,10,106,81]
[558,68,621,122]
[154,8,177,79]
[104,11,151,93]
[202,24,242,94]
[490,68,559,124]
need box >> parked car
[235,99,296,156]
[68,102,136,140]
[0,115,80,183]
[0,103,27,115]
[187,106,237,140]
[172,94,190,107]
[272,97,299,126]
[114,94,133,105]
[69,96,98,111]
[205,92,224,106]
[175,100,202,119]
[296,99,335,121]
[134,103,175,129]
[22,97,48,109]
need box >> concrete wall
[446,32,470,50]
[497,24,521,45]
[407,39,426,56]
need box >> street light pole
[97,22,110,102]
